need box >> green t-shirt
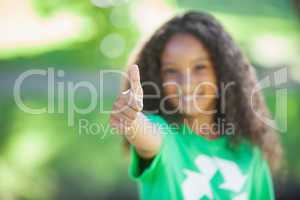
[129,114,274,200]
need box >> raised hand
[109,64,143,135]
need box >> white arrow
[182,155,217,200]
[214,158,247,193]
[195,155,217,179]
[233,192,248,200]
[182,169,213,200]
[181,155,248,200]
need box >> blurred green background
[0,0,299,199]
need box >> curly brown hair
[123,10,283,175]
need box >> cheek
[190,75,218,111]
[195,68,216,81]
[163,84,180,107]
[194,72,217,93]
[163,84,178,96]
[161,74,179,95]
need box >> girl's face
[160,33,218,117]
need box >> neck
[183,113,219,140]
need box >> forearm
[125,112,162,158]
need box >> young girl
[109,11,282,200]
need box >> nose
[179,68,193,95]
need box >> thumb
[128,64,143,97]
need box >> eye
[162,68,178,76]
[194,64,205,71]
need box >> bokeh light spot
[100,33,125,58]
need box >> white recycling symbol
[181,155,248,200]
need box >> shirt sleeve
[251,147,275,200]
[128,114,171,181]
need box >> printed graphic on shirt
[181,155,248,200]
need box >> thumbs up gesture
[109,64,144,135]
